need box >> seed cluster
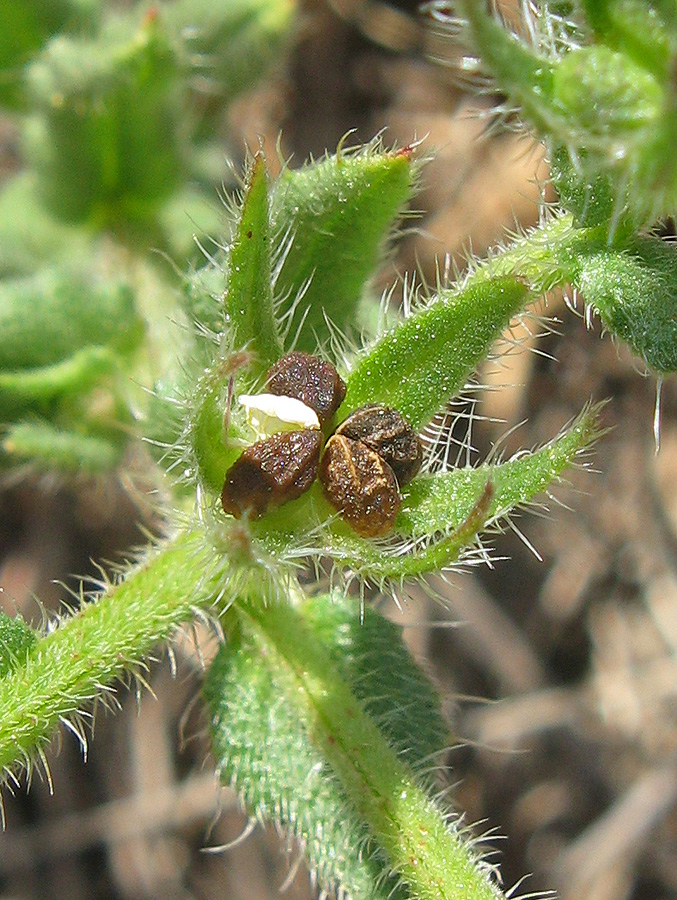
[221,352,422,537]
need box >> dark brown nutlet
[266,352,346,426]
[336,404,422,486]
[221,429,322,518]
[319,434,401,537]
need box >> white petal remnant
[239,393,320,440]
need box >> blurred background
[1,1,676,899]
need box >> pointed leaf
[225,154,282,370]
[342,276,530,430]
[272,143,416,353]
[399,405,601,537]
[253,405,600,580]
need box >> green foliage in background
[1,3,676,899]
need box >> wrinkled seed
[266,352,346,426]
[319,434,401,537]
[222,429,322,518]
[336,404,422,485]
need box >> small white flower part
[239,393,320,441]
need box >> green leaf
[301,598,450,760]
[253,404,600,581]
[25,11,182,226]
[214,596,500,900]
[3,421,122,472]
[399,404,601,537]
[0,531,215,773]
[0,346,118,419]
[457,0,555,130]
[164,0,295,111]
[549,144,618,229]
[207,619,398,899]
[189,382,248,495]
[575,235,677,374]
[271,142,416,353]
[458,1,677,223]
[186,144,417,496]
[552,46,662,140]
[342,276,530,430]
[225,154,282,370]
[0,174,92,278]
[0,268,142,371]
[319,482,496,580]
[206,596,499,900]
[581,0,675,77]
[184,155,284,493]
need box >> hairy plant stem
[240,598,503,900]
[0,529,215,774]
[465,213,607,293]
[0,521,507,899]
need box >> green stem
[242,599,503,900]
[465,213,608,292]
[0,529,215,774]
[458,0,555,131]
